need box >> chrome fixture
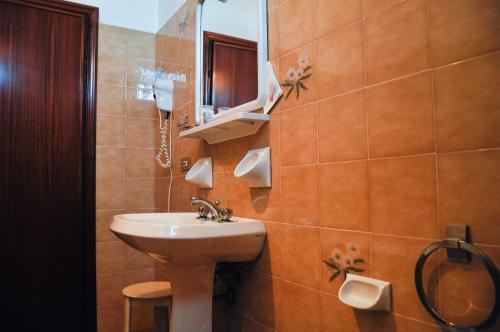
[190,196,233,222]
[415,224,500,331]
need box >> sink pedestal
[110,213,266,332]
[167,264,216,332]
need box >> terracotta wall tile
[172,79,191,108]
[98,269,158,309]
[318,161,369,231]
[235,269,255,317]
[282,224,321,289]
[97,84,125,116]
[125,178,156,209]
[96,179,124,210]
[433,52,500,152]
[98,25,127,57]
[281,165,318,225]
[318,90,367,162]
[362,0,403,17]
[370,313,441,332]
[123,242,156,270]
[209,136,250,172]
[96,241,125,274]
[248,110,281,167]
[96,116,125,147]
[317,22,365,98]
[320,293,373,332]
[126,118,158,148]
[213,305,253,332]
[251,273,284,331]
[96,272,125,306]
[278,42,316,110]
[249,168,282,222]
[126,58,156,88]
[429,0,500,67]
[280,103,318,166]
[96,209,123,242]
[98,304,124,332]
[371,235,438,322]
[364,0,430,84]
[283,281,321,332]
[437,150,500,245]
[314,0,362,37]
[366,72,435,158]
[320,229,371,295]
[198,172,228,209]
[98,55,127,86]
[125,148,167,178]
[127,29,156,60]
[96,147,124,179]
[226,171,256,218]
[370,155,438,239]
[171,176,198,212]
[268,5,280,61]
[154,178,171,211]
[125,87,156,119]
[276,0,315,55]
[252,221,282,277]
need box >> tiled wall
[95,25,170,332]
[157,0,500,331]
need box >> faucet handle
[197,206,209,219]
[219,208,233,222]
[214,200,221,207]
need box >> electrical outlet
[181,157,191,171]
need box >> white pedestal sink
[110,213,266,332]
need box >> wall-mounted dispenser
[234,147,271,188]
[338,274,391,311]
[185,157,213,188]
[154,78,174,112]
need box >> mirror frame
[195,0,268,117]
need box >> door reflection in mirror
[201,0,258,113]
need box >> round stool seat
[122,281,172,300]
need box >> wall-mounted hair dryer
[153,78,174,113]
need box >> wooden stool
[122,281,172,332]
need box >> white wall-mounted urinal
[338,274,391,311]
[185,157,212,188]
[234,147,271,187]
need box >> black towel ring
[415,239,500,331]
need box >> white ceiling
[68,0,187,33]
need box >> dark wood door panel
[203,31,258,112]
[0,1,97,331]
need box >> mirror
[195,0,268,121]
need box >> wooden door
[203,32,258,112]
[0,0,98,331]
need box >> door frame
[1,0,99,329]
[203,31,257,106]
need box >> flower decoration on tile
[281,56,312,100]
[323,243,365,281]
[177,10,190,33]
[177,111,192,131]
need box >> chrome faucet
[190,196,233,222]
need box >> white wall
[158,0,187,30]
[202,0,258,42]
[68,0,187,33]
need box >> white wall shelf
[179,112,269,144]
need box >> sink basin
[110,212,266,332]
